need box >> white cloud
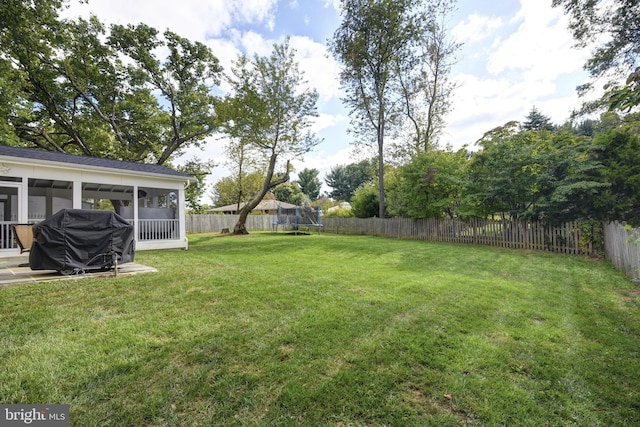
[451,14,503,44]
[240,31,274,56]
[62,0,278,41]
[311,113,346,134]
[444,73,516,147]
[289,36,342,103]
[443,0,592,149]
[233,0,277,29]
[323,0,341,12]
[206,37,242,72]
[444,71,585,148]
[487,0,586,79]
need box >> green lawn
[1,232,638,426]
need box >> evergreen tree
[324,159,376,202]
[297,168,322,200]
[520,107,555,131]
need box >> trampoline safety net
[272,206,323,233]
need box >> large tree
[0,0,222,165]
[387,148,468,219]
[553,0,640,111]
[297,168,322,200]
[593,128,640,225]
[396,0,459,156]
[324,159,377,202]
[329,0,457,218]
[466,126,606,223]
[210,171,266,208]
[219,38,320,234]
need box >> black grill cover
[29,209,135,272]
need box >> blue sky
[64,0,595,199]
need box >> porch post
[72,181,82,209]
[133,185,139,245]
[177,186,187,247]
[45,188,53,218]
[19,176,28,223]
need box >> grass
[1,232,639,426]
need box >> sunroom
[0,145,192,258]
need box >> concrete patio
[0,255,157,289]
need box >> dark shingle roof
[0,145,191,180]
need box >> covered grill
[29,209,135,274]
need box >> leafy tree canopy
[592,128,640,225]
[351,184,380,218]
[0,0,222,166]
[387,148,468,219]
[553,0,640,112]
[211,171,266,208]
[324,159,377,202]
[273,182,307,206]
[465,128,606,223]
[218,38,320,234]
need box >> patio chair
[11,224,34,254]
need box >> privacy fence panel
[322,217,597,256]
[604,221,640,281]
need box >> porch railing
[0,221,17,250]
[137,219,179,241]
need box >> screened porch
[0,179,182,252]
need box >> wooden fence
[604,221,640,281]
[186,215,598,256]
[322,217,598,256]
[186,214,272,234]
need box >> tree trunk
[233,207,250,234]
[378,123,386,219]
[232,154,290,235]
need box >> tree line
[329,108,640,227]
[222,106,639,229]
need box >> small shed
[0,145,192,258]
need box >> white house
[0,145,192,258]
